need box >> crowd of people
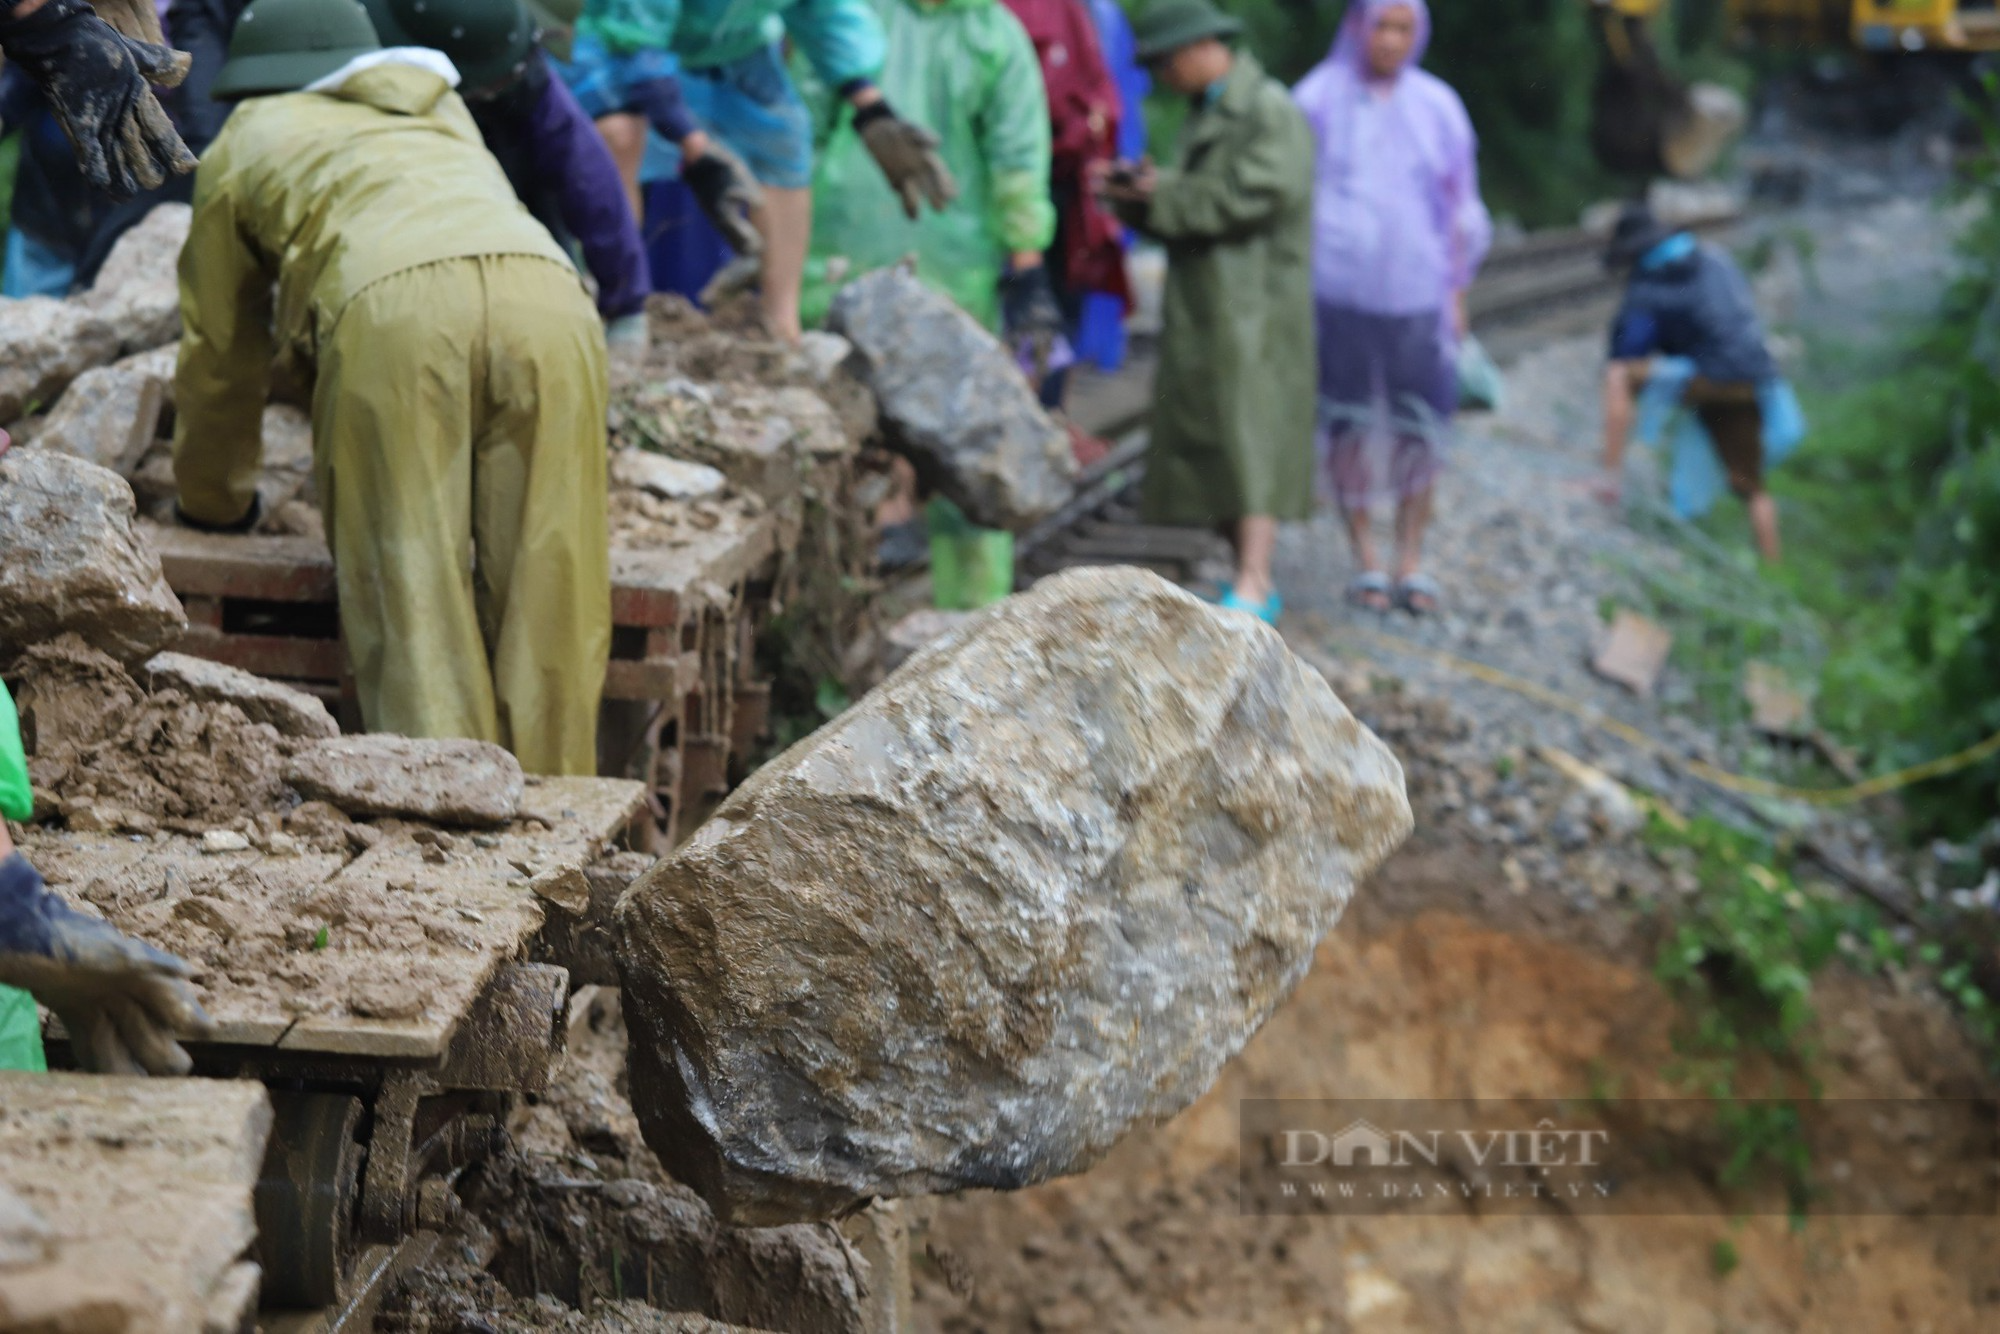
[0,0,1796,1076]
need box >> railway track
[1018,206,1746,585]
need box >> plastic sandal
[1221,587,1283,626]
[1394,573,1443,616]
[1346,570,1392,612]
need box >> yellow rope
[1337,624,2000,808]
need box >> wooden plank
[0,1073,272,1334]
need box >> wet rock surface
[143,651,338,740]
[0,449,187,667]
[284,735,525,827]
[28,360,168,476]
[827,267,1075,529]
[617,566,1413,1225]
[0,297,121,425]
[78,202,190,355]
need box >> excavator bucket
[1590,2,1746,180]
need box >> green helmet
[212,0,383,101]
[359,0,535,93]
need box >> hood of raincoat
[1296,0,1429,122]
[1290,0,1489,316]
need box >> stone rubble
[143,651,340,740]
[77,202,190,356]
[27,360,168,477]
[0,450,187,667]
[284,735,526,827]
[617,566,1412,1224]
[0,297,120,424]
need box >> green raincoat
[175,61,612,775]
[1,682,45,1072]
[1121,53,1316,526]
[798,0,1054,330]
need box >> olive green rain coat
[1,682,46,1073]
[173,61,612,776]
[1121,53,1316,526]
[797,0,1054,330]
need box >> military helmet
[360,0,536,93]
[211,0,383,101]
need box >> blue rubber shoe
[1219,587,1282,625]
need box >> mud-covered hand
[0,0,197,199]
[683,141,763,259]
[0,852,214,1075]
[1000,264,1064,373]
[853,100,955,220]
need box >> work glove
[604,312,648,351]
[683,141,763,259]
[0,0,196,199]
[852,100,956,220]
[1000,264,1064,378]
[0,851,214,1076]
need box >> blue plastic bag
[1635,359,1806,519]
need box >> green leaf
[311,925,330,951]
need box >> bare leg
[595,113,648,227]
[1340,505,1381,574]
[1393,484,1435,583]
[1747,489,1782,563]
[1233,515,1278,606]
[756,185,812,341]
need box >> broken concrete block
[0,450,187,667]
[30,361,168,476]
[0,297,121,423]
[144,651,339,740]
[284,735,524,827]
[78,203,190,355]
[611,449,727,501]
[617,566,1413,1224]
[827,267,1075,529]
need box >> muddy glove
[1000,264,1064,374]
[0,852,213,1076]
[852,99,955,220]
[0,0,196,199]
[683,142,763,259]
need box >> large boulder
[144,652,339,740]
[0,297,120,423]
[78,203,191,355]
[0,450,187,667]
[616,567,1413,1224]
[826,267,1075,530]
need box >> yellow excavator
[1745,0,2000,54]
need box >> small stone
[421,845,449,865]
[266,831,303,857]
[143,651,339,740]
[527,863,591,915]
[609,449,728,500]
[284,735,524,827]
[201,830,252,855]
[29,361,167,477]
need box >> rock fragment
[617,567,1413,1224]
[29,361,168,477]
[0,296,120,423]
[143,652,339,740]
[827,267,1075,529]
[77,202,190,355]
[284,736,524,827]
[611,449,728,500]
[0,450,187,667]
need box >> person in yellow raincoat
[171,0,611,776]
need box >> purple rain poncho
[1294,0,1491,507]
